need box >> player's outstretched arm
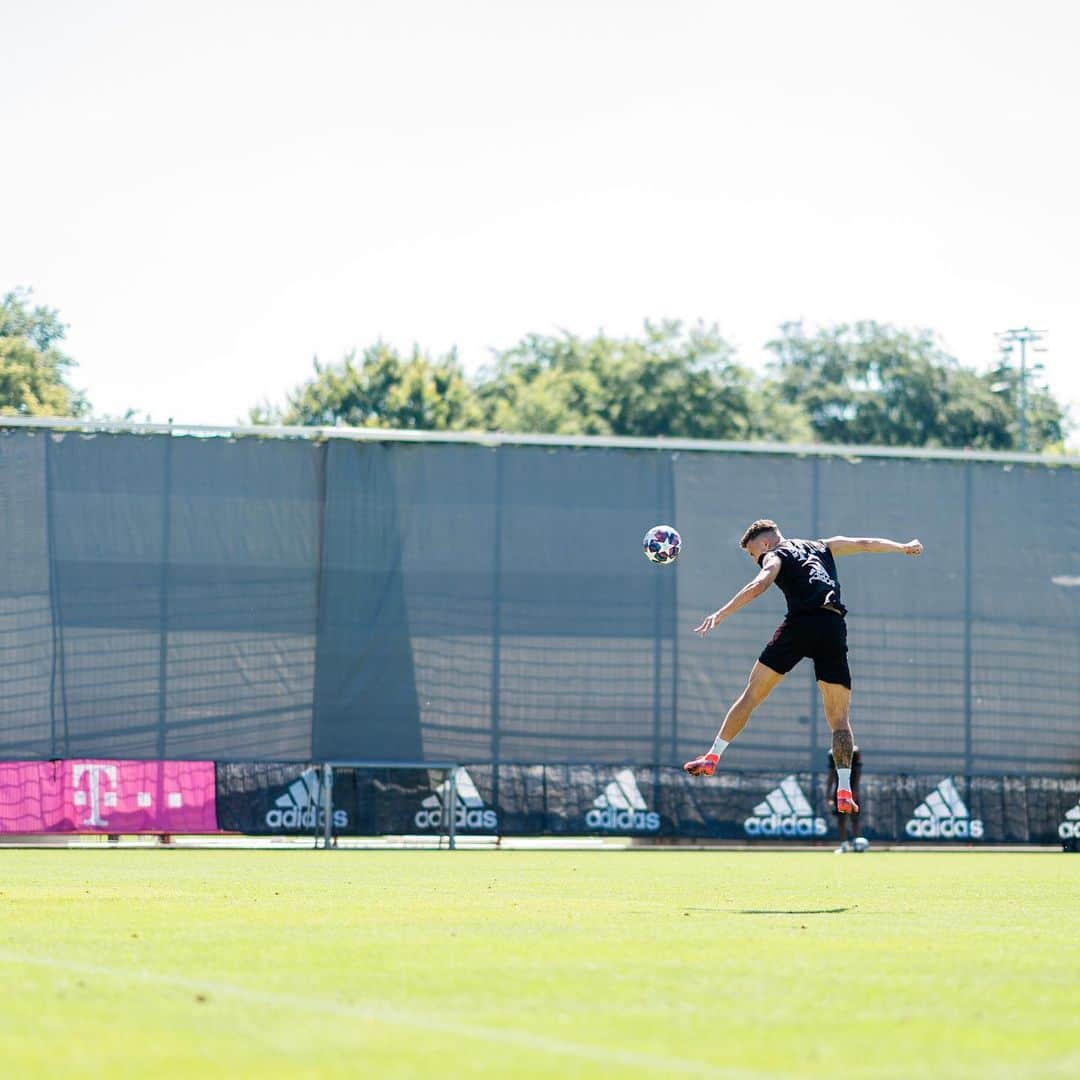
[825,536,923,557]
[694,554,781,636]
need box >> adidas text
[905,817,984,839]
[743,813,826,838]
[265,807,348,830]
[414,806,498,831]
[585,807,660,832]
[1058,821,1080,839]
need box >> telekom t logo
[72,764,118,827]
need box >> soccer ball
[643,525,681,564]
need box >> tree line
[3,288,1069,451]
[251,319,1068,452]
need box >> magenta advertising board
[0,760,218,833]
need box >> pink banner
[0,760,218,833]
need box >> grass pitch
[1,848,1076,1079]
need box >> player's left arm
[694,552,781,636]
[825,536,923,557]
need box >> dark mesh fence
[0,424,1076,775]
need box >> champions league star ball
[643,525,681,565]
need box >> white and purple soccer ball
[643,524,681,565]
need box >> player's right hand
[903,539,923,556]
[693,612,721,636]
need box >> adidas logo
[1058,802,1080,840]
[743,776,826,837]
[905,778,983,840]
[264,767,348,830]
[585,769,660,832]
[414,767,497,832]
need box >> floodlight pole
[996,327,1047,452]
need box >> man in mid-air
[683,520,922,815]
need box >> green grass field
[1,848,1076,1079]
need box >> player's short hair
[740,519,780,548]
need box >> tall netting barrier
[0,423,1076,780]
[0,430,319,761]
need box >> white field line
[0,949,769,1080]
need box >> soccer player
[683,519,923,816]
[828,745,866,852]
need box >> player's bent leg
[818,680,859,812]
[684,663,785,776]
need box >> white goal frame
[317,761,461,850]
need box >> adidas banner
[214,763,366,835]
[331,767,1079,844]
[369,766,507,835]
[206,765,1078,843]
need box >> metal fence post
[322,763,333,849]
[491,449,504,787]
[156,435,173,761]
[652,455,666,768]
[447,767,458,850]
[963,464,974,778]
[808,455,822,769]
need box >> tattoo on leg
[832,728,854,769]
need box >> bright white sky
[4,0,1079,443]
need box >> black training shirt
[758,538,847,616]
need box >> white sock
[837,767,852,791]
[708,735,730,759]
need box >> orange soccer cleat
[683,753,719,777]
[836,788,859,813]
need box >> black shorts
[759,610,851,688]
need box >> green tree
[0,289,87,416]
[478,321,810,441]
[252,343,482,430]
[767,320,1067,451]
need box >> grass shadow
[682,907,851,915]
[736,907,850,915]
